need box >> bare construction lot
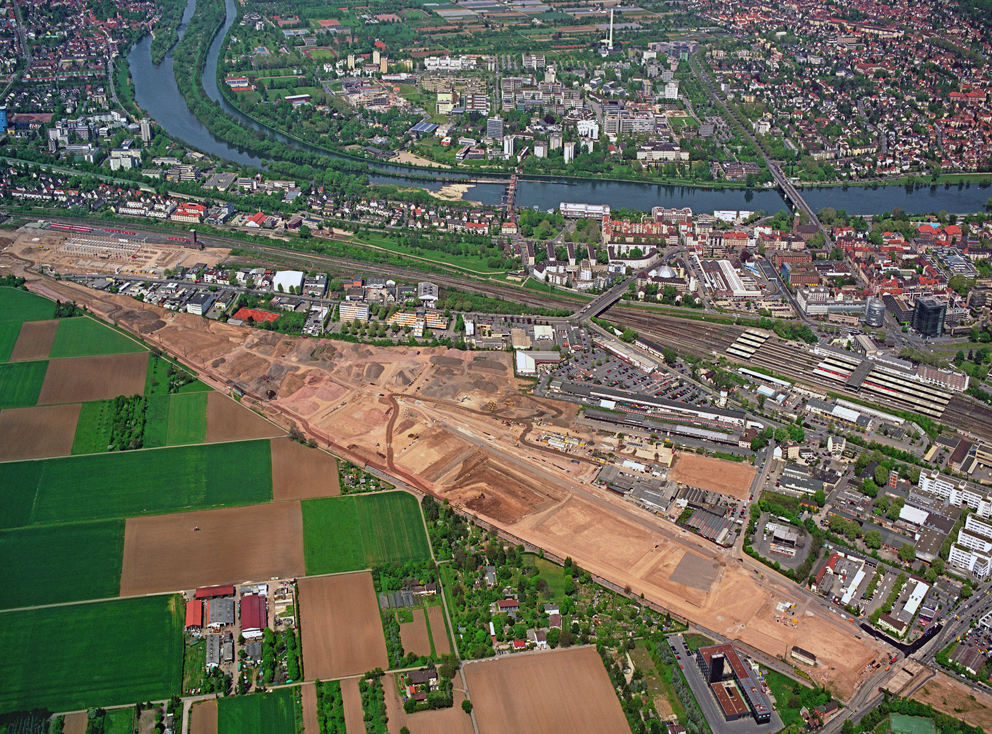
[119,502,305,596]
[465,647,629,734]
[298,573,388,680]
[0,403,80,460]
[667,452,755,500]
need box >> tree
[898,544,916,563]
[874,464,890,486]
[299,225,311,239]
[962,583,973,599]
[865,530,882,549]
[620,328,637,344]
[462,700,473,714]
[813,489,826,507]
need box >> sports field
[0,287,55,323]
[0,360,48,408]
[49,317,146,358]
[302,491,430,574]
[3,439,273,529]
[167,392,208,444]
[217,688,297,734]
[0,519,125,609]
[0,594,184,715]
[0,321,19,361]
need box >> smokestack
[608,8,614,50]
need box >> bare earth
[399,608,432,658]
[205,391,282,442]
[667,452,755,500]
[270,437,341,501]
[427,606,450,655]
[298,573,389,680]
[37,352,148,404]
[9,319,58,361]
[465,647,630,734]
[383,672,474,734]
[62,712,87,734]
[0,403,80,460]
[394,151,451,169]
[7,270,881,700]
[913,671,992,731]
[188,699,217,734]
[341,678,365,734]
[119,502,305,596]
[300,683,319,734]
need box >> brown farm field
[270,437,341,501]
[119,502,305,595]
[298,573,388,680]
[62,712,87,734]
[205,391,282,442]
[913,672,992,731]
[37,352,148,404]
[383,672,474,734]
[188,698,218,734]
[465,647,629,734]
[427,605,450,655]
[667,452,755,500]
[398,608,432,658]
[340,678,365,734]
[300,683,319,734]
[9,319,58,361]
[0,403,80,460]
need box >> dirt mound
[364,363,385,382]
[431,356,464,368]
[392,370,412,387]
[226,351,271,381]
[280,371,307,399]
[136,318,166,334]
[468,360,507,374]
[472,379,499,394]
[211,357,226,368]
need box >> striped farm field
[0,360,48,408]
[0,519,125,610]
[2,439,273,530]
[302,492,430,575]
[0,322,19,362]
[218,688,297,734]
[49,317,146,358]
[167,392,208,445]
[0,287,55,324]
[0,594,184,715]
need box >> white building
[563,141,576,164]
[417,281,439,305]
[503,135,515,157]
[576,119,600,140]
[272,270,305,293]
[949,515,992,579]
[918,471,992,517]
[664,81,679,100]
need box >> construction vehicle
[488,401,496,412]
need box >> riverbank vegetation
[150,0,189,65]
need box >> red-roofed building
[185,599,203,629]
[195,584,236,600]
[512,639,527,651]
[241,594,268,635]
[232,308,281,323]
[246,212,267,227]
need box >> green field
[167,392,208,445]
[49,317,146,358]
[526,554,567,600]
[144,394,170,447]
[218,688,297,734]
[104,708,135,734]
[0,287,55,323]
[0,594,184,715]
[72,400,116,454]
[302,492,431,574]
[3,439,273,530]
[175,380,213,394]
[0,360,48,408]
[0,321,20,362]
[0,520,125,609]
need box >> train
[49,222,93,234]
[103,228,136,236]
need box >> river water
[130,0,991,215]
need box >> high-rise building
[503,135,515,157]
[563,141,576,163]
[140,118,151,143]
[865,297,886,328]
[347,54,355,69]
[0,106,7,132]
[486,116,503,139]
[379,56,387,73]
[911,297,946,338]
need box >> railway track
[606,307,743,359]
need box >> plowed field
[37,352,148,404]
[9,319,58,361]
[119,502,305,595]
[270,438,341,501]
[205,392,281,442]
[298,573,388,680]
[0,403,80,460]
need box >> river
[130,0,991,215]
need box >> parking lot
[548,348,704,403]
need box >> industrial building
[695,644,772,723]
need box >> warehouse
[240,594,268,638]
[696,643,772,723]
